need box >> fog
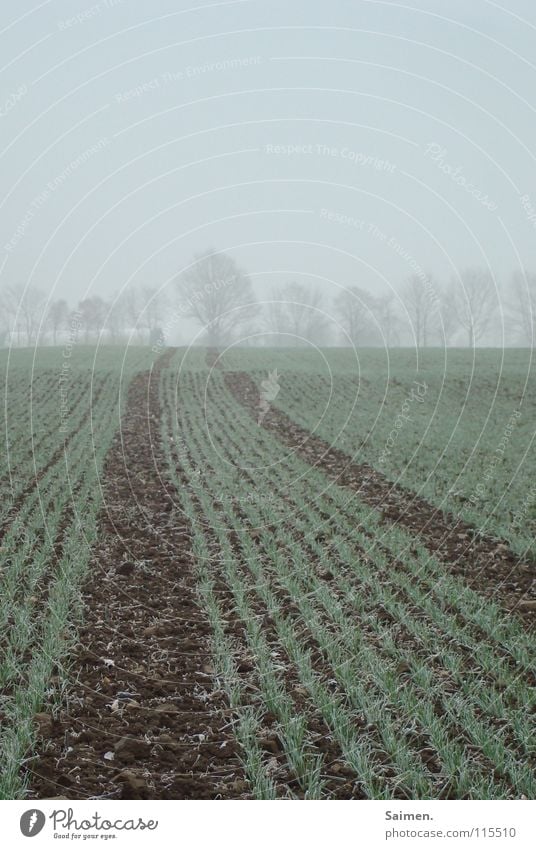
[1,0,536,347]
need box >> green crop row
[217,347,536,558]
[158,353,535,799]
[0,347,154,799]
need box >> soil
[26,352,247,800]
[224,371,535,627]
[22,354,534,801]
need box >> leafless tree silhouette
[507,270,536,346]
[176,250,257,348]
[402,274,438,348]
[445,268,497,347]
[46,298,69,345]
[267,282,329,346]
[333,285,378,346]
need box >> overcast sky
[1,0,536,333]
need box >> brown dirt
[224,371,535,626]
[26,352,247,800]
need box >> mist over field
[1,0,536,349]
[0,0,535,817]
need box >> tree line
[0,284,168,348]
[176,252,536,349]
[1,252,535,348]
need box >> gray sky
[1,0,536,328]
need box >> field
[221,347,536,558]
[0,346,155,798]
[0,346,534,800]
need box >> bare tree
[138,285,168,342]
[46,298,69,345]
[104,292,129,344]
[118,287,145,343]
[110,285,166,345]
[507,269,536,346]
[1,283,46,345]
[333,286,378,346]
[264,299,287,346]
[375,293,400,346]
[266,283,329,346]
[78,296,107,342]
[0,285,19,344]
[176,250,257,348]
[436,284,459,346]
[402,274,438,348]
[447,268,497,347]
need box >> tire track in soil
[224,371,535,626]
[26,351,247,800]
[203,372,534,692]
